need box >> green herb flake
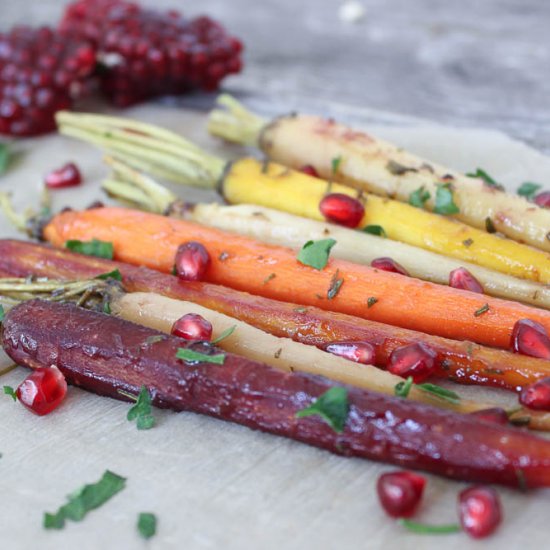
[462,238,474,247]
[176,348,225,365]
[386,160,417,176]
[399,519,461,535]
[362,225,386,237]
[0,304,4,322]
[485,216,497,233]
[417,383,460,404]
[467,168,504,190]
[137,512,157,540]
[43,470,126,530]
[331,156,342,175]
[434,183,459,215]
[327,269,344,300]
[211,325,236,345]
[95,269,122,281]
[103,301,111,314]
[3,385,17,402]
[408,186,431,208]
[474,303,490,317]
[65,239,114,260]
[394,376,413,398]
[126,386,155,430]
[262,272,276,285]
[296,386,349,433]
[0,143,10,175]
[297,238,337,270]
[367,297,378,308]
[518,182,542,200]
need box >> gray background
[4,0,549,151]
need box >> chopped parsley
[399,519,461,535]
[3,385,17,401]
[394,377,413,398]
[0,304,4,322]
[262,272,276,285]
[124,386,155,430]
[474,303,490,317]
[331,156,342,175]
[296,386,349,433]
[176,348,225,365]
[409,186,431,208]
[137,512,157,540]
[434,183,459,215]
[367,297,378,308]
[517,182,542,200]
[462,238,474,247]
[386,160,417,176]
[0,143,10,175]
[418,383,460,404]
[297,238,337,270]
[65,239,114,260]
[362,225,386,237]
[211,325,236,345]
[43,470,126,530]
[467,168,504,190]
[95,269,122,281]
[327,270,344,299]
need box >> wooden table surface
[5,0,550,152]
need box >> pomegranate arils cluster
[60,0,243,107]
[0,26,95,136]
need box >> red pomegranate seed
[324,341,375,364]
[534,191,550,208]
[519,377,550,411]
[171,312,213,341]
[319,193,365,228]
[449,267,483,294]
[16,366,67,416]
[300,164,319,178]
[376,471,426,518]
[511,319,550,360]
[388,342,436,383]
[175,241,210,281]
[44,162,82,188]
[458,486,502,539]
[371,257,409,276]
[469,407,508,425]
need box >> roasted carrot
[5,299,550,489]
[3,238,550,405]
[42,207,550,349]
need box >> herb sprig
[66,239,114,260]
[297,238,337,270]
[296,387,349,433]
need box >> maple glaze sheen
[2,239,550,395]
[4,299,550,488]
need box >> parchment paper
[1,101,550,550]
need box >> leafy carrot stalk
[5,298,550,489]
[3,238,550,403]
[43,207,550,350]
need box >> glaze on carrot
[43,207,550,349]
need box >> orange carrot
[44,206,550,348]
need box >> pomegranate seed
[171,312,213,341]
[519,377,550,411]
[371,257,409,276]
[324,341,375,364]
[388,342,436,383]
[458,486,502,539]
[449,267,483,294]
[319,193,365,228]
[300,164,319,178]
[511,319,550,359]
[469,407,508,425]
[44,162,82,188]
[376,471,426,518]
[175,241,210,281]
[16,366,67,416]
[534,191,550,208]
